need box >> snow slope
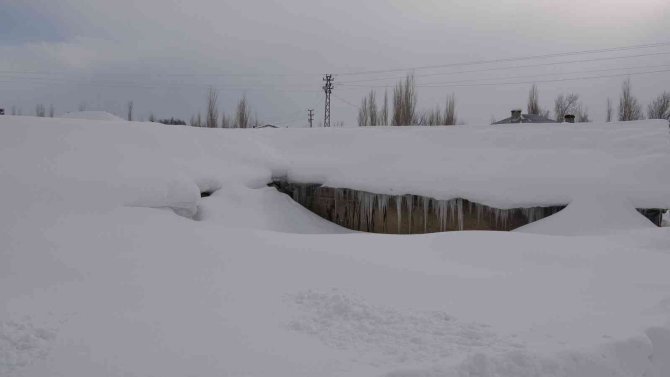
[1,115,669,377]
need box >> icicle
[396,196,402,233]
[476,202,483,226]
[406,196,413,233]
[422,196,430,233]
[377,195,389,232]
[457,198,464,231]
[436,200,448,231]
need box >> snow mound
[197,185,350,233]
[515,194,656,235]
[58,111,124,121]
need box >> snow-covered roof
[493,113,557,124]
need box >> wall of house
[271,181,567,233]
[271,180,666,234]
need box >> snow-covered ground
[1,115,669,377]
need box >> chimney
[511,109,522,123]
[564,114,575,123]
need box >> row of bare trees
[530,79,669,123]
[615,79,669,122]
[33,104,55,117]
[358,74,457,126]
[357,75,666,126]
[190,88,260,128]
[122,89,260,128]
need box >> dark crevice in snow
[638,209,667,227]
[270,180,666,233]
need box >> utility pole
[307,109,314,128]
[322,74,334,127]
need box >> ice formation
[273,180,568,233]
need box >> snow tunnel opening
[269,179,666,234]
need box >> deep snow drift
[1,115,669,377]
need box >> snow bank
[516,194,657,235]
[1,116,669,377]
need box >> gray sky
[1,0,669,125]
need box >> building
[493,109,556,124]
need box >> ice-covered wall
[272,180,665,233]
[271,180,566,233]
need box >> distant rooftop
[494,110,557,125]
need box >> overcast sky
[1,0,669,125]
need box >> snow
[516,193,657,235]
[57,110,125,121]
[259,121,670,209]
[1,115,669,377]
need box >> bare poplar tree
[196,113,202,127]
[575,105,590,122]
[444,93,456,125]
[35,104,46,117]
[11,106,16,116]
[380,90,389,126]
[423,106,443,126]
[606,98,613,122]
[527,84,541,115]
[235,96,251,128]
[357,96,369,127]
[618,79,643,121]
[127,101,134,121]
[367,91,378,126]
[149,113,156,122]
[78,102,87,112]
[416,111,427,126]
[221,112,230,128]
[392,74,417,126]
[358,90,380,126]
[553,93,579,121]
[49,104,55,118]
[647,92,670,120]
[206,88,219,128]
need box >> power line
[272,90,322,127]
[334,41,670,76]
[337,51,670,84]
[0,76,320,92]
[2,42,668,82]
[409,68,670,88]
[331,93,359,108]
[339,63,670,88]
[0,69,322,78]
